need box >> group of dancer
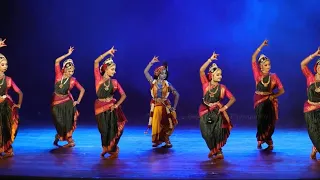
[0,38,319,160]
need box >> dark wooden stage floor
[0,125,320,179]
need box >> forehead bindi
[0,61,7,65]
[263,61,270,65]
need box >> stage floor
[0,125,319,179]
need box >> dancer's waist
[255,91,272,95]
[203,100,221,107]
[54,92,69,97]
[98,97,114,102]
[307,100,320,105]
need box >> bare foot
[53,139,59,146]
[266,145,273,151]
[107,147,119,159]
[257,141,262,149]
[162,143,173,148]
[100,147,108,157]
[152,143,161,147]
[2,152,14,158]
[208,151,214,159]
[311,147,317,160]
[63,142,75,148]
[214,153,224,160]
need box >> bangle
[257,48,261,51]
[224,105,228,109]
[208,58,213,62]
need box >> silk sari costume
[198,63,233,158]
[94,58,127,154]
[252,54,283,147]
[148,64,178,147]
[0,53,21,156]
[302,60,320,156]
[51,59,83,146]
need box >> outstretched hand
[150,56,159,64]
[314,47,320,56]
[261,39,268,47]
[67,46,74,55]
[210,51,219,60]
[0,38,7,48]
[107,46,117,56]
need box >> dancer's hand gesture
[150,56,159,64]
[261,39,268,47]
[67,46,74,55]
[313,47,320,56]
[0,38,7,48]
[210,52,219,60]
[107,46,117,57]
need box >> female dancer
[94,46,127,158]
[0,38,23,158]
[300,47,320,159]
[143,56,180,148]
[52,47,85,147]
[252,40,285,150]
[199,52,235,159]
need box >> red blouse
[302,66,316,87]
[94,65,125,95]
[200,73,233,99]
[252,61,283,90]
[55,63,83,90]
[4,76,21,93]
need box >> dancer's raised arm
[200,52,218,84]
[94,46,116,69]
[144,56,159,84]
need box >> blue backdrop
[1,0,320,128]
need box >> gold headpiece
[258,54,269,64]
[100,57,115,73]
[0,53,7,63]
[209,63,219,73]
[62,59,74,69]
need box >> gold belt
[54,92,68,97]
[255,91,272,95]
[203,100,220,107]
[308,100,320,105]
[153,98,167,103]
[98,97,113,102]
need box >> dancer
[199,52,235,159]
[300,47,320,159]
[52,46,85,147]
[252,40,285,150]
[0,38,23,158]
[94,46,127,158]
[143,56,180,148]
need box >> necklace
[0,75,5,89]
[208,83,219,97]
[261,75,270,87]
[315,74,320,92]
[156,80,163,90]
[59,76,69,88]
[104,79,110,91]
[315,82,320,93]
